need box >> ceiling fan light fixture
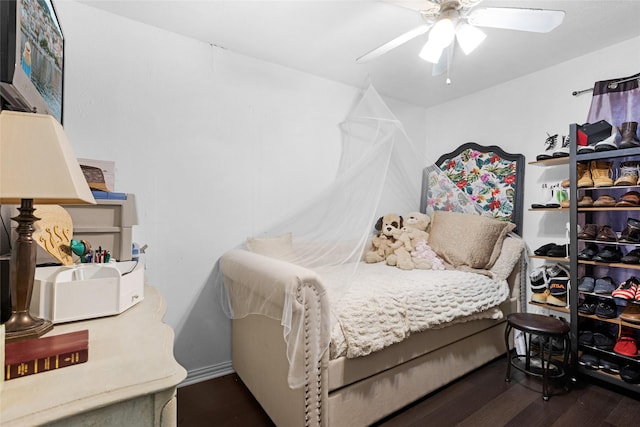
[428,16,456,48]
[456,23,486,55]
[418,39,443,63]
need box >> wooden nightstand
[1,285,186,426]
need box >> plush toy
[402,211,431,250]
[365,213,404,264]
[412,240,445,270]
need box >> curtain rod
[572,75,640,97]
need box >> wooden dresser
[0,285,186,426]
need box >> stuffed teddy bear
[365,213,405,264]
[402,211,430,250]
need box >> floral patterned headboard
[420,142,525,235]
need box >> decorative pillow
[428,211,515,270]
[246,233,293,259]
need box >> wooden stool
[504,312,571,400]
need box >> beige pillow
[428,211,515,270]
[246,233,293,259]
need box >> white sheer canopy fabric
[218,86,478,388]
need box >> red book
[4,329,89,380]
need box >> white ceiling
[78,0,640,108]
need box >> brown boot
[619,122,640,149]
[577,162,594,188]
[592,160,614,187]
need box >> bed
[220,143,526,427]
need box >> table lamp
[0,110,95,342]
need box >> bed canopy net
[218,85,487,388]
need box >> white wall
[54,1,427,381]
[425,35,640,313]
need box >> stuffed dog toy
[365,213,404,264]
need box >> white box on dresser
[30,261,144,323]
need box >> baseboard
[179,360,234,388]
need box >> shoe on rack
[620,303,640,324]
[577,195,594,207]
[591,160,614,187]
[546,263,569,280]
[577,276,595,292]
[595,298,618,318]
[549,278,568,296]
[578,296,597,314]
[599,358,621,374]
[593,331,616,350]
[577,243,599,260]
[578,353,599,369]
[618,121,640,149]
[616,190,640,207]
[614,162,640,186]
[531,288,550,304]
[593,276,616,294]
[536,133,559,161]
[595,225,617,242]
[533,243,557,256]
[620,365,640,384]
[592,245,622,263]
[546,293,567,307]
[593,195,616,207]
[594,131,618,151]
[577,162,594,188]
[552,135,570,157]
[612,277,640,300]
[561,178,570,188]
[577,224,598,239]
[557,188,570,208]
[529,266,548,293]
[579,330,594,346]
[619,217,640,243]
[546,244,569,258]
[621,248,640,264]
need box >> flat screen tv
[0,0,63,123]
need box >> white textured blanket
[326,263,510,359]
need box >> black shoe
[593,332,616,350]
[595,298,618,319]
[547,244,569,258]
[578,296,598,314]
[536,134,559,161]
[534,243,557,256]
[621,248,640,264]
[619,218,640,243]
[578,330,594,346]
[592,245,622,262]
[599,358,621,374]
[579,353,599,369]
[578,243,599,260]
[620,365,640,384]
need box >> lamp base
[4,311,53,343]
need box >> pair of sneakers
[536,134,570,160]
[530,263,570,306]
[611,276,640,301]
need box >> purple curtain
[587,72,640,131]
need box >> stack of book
[4,330,89,380]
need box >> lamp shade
[0,110,95,205]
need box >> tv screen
[0,0,63,123]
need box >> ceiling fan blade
[468,7,565,33]
[356,24,431,63]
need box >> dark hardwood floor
[177,356,640,427]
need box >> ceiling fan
[356,0,565,73]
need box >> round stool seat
[507,313,570,336]
[504,312,571,400]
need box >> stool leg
[542,338,551,401]
[505,324,512,382]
